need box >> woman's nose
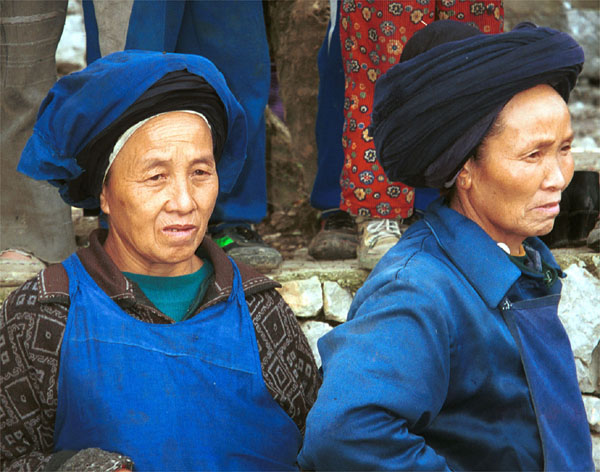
[545,153,573,191]
[166,178,195,213]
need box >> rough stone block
[0,259,45,288]
[566,8,600,80]
[277,276,323,318]
[593,433,600,471]
[301,320,333,368]
[268,259,369,293]
[558,263,600,394]
[584,395,600,433]
[323,281,352,323]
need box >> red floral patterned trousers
[339,0,504,218]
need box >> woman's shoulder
[2,263,70,313]
[371,220,459,284]
[1,264,70,373]
[235,259,281,296]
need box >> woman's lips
[535,201,560,216]
[162,224,198,241]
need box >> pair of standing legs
[311,0,504,267]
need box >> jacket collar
[422,198,557,309]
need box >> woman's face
[453,84,574,254]
[100,112,218,276]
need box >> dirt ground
[256,198,320,259]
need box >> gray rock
[588,220,600,251]
[60,447,133,471]
[323,281,352,323]
[268,259,369,294]
[558,263,600,393]
[504,0,568,32]
[277,276,323,318]
[301,320,333,368]
[572,148,600,172]
[566,7,600,80]
[583,395,600,433]
[0,258,45,288]
[593,433,600,471]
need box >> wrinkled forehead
[107,112,214,174]
[107,112,215,177]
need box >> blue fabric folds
[17,50,247,208]
[369,22,584,188]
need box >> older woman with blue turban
[1,50,320,471]
[298,21,594,471]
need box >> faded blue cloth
[56,254,301,470]
[298,198,593,470]
[370,22,584,188]
[17,50,247,209]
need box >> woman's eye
[148,174,163,181]
[561,144,572,153]
[193,169,208,176]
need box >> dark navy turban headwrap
[369,21,585,189]
[18,50,247,209]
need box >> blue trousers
[310,13,345,213]
[84,0,270,224]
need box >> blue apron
[501,294,594,471]
[54,253,301,471]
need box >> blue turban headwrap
[17,50,247,208]
[369,22,584,189]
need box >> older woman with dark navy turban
[1,50,320,471]
[299,21,594,471]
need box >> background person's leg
[169,1,281,269]
[173,0,270,225]
[1,0,76,263]
[311,3,345,214]
[308,3,358,260]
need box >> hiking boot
[210,224,282,271]
[356,217,405,270]
[308,211,358,260]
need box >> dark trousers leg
[310,8,346,213]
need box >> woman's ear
[456,159,474,190]
[99,187,110,216]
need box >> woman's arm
[298,262,454,470]
[0,279,67,471]
[246,288,322,433]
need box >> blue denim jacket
[299,198,593,471]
